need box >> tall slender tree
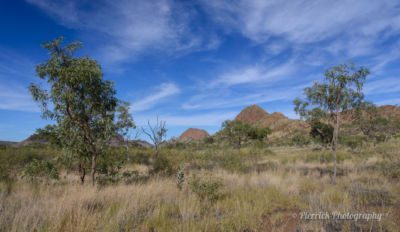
[294,63,370,183]
[29,37,133,185]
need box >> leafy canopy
[220,120,270,148]
[294,62,370,120]
[29,37,120,156]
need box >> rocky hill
[0,141,18,147]
[18,134,49,146]
[178,128,209,142]
[235,105,309,138]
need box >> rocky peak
[178,128,209,141]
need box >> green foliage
[290,132,311,146]
[151,155,174,176]
[220,120,270,148]
[354,102,400,143]
[22,159,59,182]
[294,63,369,182]
[294,63,370,119]
[309,120,333,145]
[29,37,134,183]
[0,146,56,180]
[203,136,215,144]
[340,134,365,151]
[189,176,224,202]
[96,170,148,187]
[35,125,61,147]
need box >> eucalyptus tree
[294,63,370,183]
[29,37,133,185]
[115,101,136,162]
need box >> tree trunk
[79,163,86,184]
[332,111,340,184]
[126,139,130,163]
[91,154,97,186]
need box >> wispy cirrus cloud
[0,47,38,112]
[27,0,219,64]
[130,83,180,112]
[208,61,296,88]
[0,83,38,112]
[365,77,400,95]
[135,110,237,127]
[182,84,303,111]
[200,0,400,44]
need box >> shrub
[151,155,174,176]
[378,161,400,179]
[96,170,148,187]
[340,135,365,151]
[129,150,151,165]
[176,165,185,190]
[189,176,223,202]
[291,133,311,146]
[22,159,59,182]
[203,136,215,144]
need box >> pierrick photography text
[299,211,384,221]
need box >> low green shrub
[22,159,59,182]
[151,155,174,176]
[189,176,224,202]
[97,170,149,187]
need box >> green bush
[291,133,311,146]
[340,135,365,151]
[97,170,149,187]
[189,176,224,202]
[151,155,174,176]
[22,159,59,182]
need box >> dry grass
[1,141,400,231]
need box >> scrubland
[0,139,399,231]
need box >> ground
[0,139,399,231]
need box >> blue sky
[1,0,400,141]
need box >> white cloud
[364,77,400,95]
[209,61,296,87]
[202,0,400,42]
[135,111,237,127]
[201,0,400,57]
[131,83,180,112]
[0,84,38,112]
[0,48,38,112]
[182,85,301,111]
[27,0,219,64]
[375,98,400,106]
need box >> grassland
[0,139,399,231]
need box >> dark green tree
[220,120,270,149]
[29,37,133,185]
[294,63,370,183]
[309,120,334,146]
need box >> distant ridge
[235,104,309,138]
[233,104,400,139]
[0,141,18,147]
